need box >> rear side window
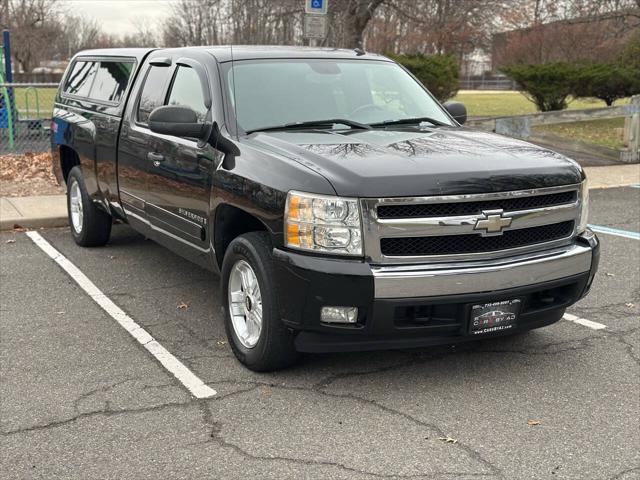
[64,61,98,97]
[166,66,207,122]
[90,61,134,103]
[137,66,170,124]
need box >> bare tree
[54,14,102,59]
[493,0,639,66]
[326,0,387,48]
[121,18,162,47]
[161,0,389,49]
[162,0,304,47]
[3,0,63,72]
[163,0,226,47]
[228,0,302,45]
[368,0,506,54]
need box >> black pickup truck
[51,46,599,371]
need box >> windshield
[224,59,454,133]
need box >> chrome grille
[377,190,577,219]
[360,184,582,264]
[380,221,575,256]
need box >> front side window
[64,61,98,97]
[90,61,134,103]
[225,59,453,133]
[137,65,170,124]
[166,66,208,122]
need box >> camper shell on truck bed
[51,46,599,371]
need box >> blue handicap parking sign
[306,0,327,14]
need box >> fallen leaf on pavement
[626,303,635,308]
[527,420,541,426]
[605,273,615,277]
[438,437,458,444]
[177,302,189,309]
[260,386,272,397]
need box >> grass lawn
[452,91,626,117]
[3,87,57,119]
[453,91,630,149]
[533,118,626,150]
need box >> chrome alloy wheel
[228,259,263,348]
[69,178,83,233]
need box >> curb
[0,216,68,231]
[0,195,68,231]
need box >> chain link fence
[458,78,518,90]
[1,83,58,155]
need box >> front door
[118,53,223,265]
[143,62,216,251]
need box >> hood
[243,127,583,197]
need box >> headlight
[577,179,589,233]
[285,191,362,255]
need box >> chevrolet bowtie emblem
[474,209,512,236]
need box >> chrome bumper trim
[372,243,593,298]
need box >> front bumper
[272,230,600,353]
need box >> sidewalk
[584,164,640,189]
[0,164,638,231]
[0,195,67,230]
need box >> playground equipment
[1,30,51,152]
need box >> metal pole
[2,29,15,150]
[2,30,12,84]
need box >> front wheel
[221,232,299,371]
[67,166,112,247]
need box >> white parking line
[26,231,217,399]
[563,313,606,330]
[588,224,640,240]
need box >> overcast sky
[63,0,174,35]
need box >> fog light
[321,306,358,324]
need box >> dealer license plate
[469,299,521,335]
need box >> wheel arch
[57,144,80,184]
[213,203,271,269]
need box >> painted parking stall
[26,231,216,399]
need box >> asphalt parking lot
[1,186,638,480]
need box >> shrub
[389,53,459,102]
[501,62,580,111]
[574,63,640,106]
[619,30,640,71]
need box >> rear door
[118,59,173,229]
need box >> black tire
[67,166,112,247]
[221,232,299,372]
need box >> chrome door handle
[147,152,164,167]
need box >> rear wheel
[67,166,112,247]
[221,232,299,371]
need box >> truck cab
[52,46,599,371]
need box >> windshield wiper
[245,118,372,135]
[369,117,448,128]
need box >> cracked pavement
[1,186,638,479]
